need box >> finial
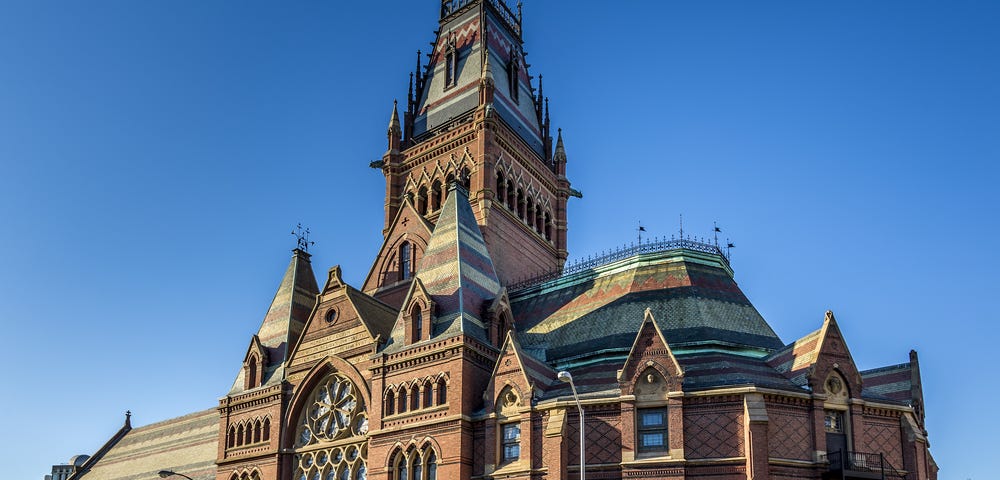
[637,221,646,244]
[482,48,494,83]
[537,74,543,102]
[291,223,315,253]
[415,50,422,83]
[678,214,684,239]
[125,410,132,428]
[713,221,721,247]
[408,73,414,105]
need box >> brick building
[66,2,937,480]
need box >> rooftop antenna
[637,221,646,244]
[292,223,315,253]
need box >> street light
[157,471,194,480]
[557,370,585,480]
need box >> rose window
[294,372,369,480]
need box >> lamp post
[557,370,585,480]
[157,471,194,480]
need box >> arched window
[386,390,396,416]
[400,242,413,281]
[237,424,245,446]
[544,213,552,241]
[410,386,419,411]
[460,168,471,190]
[417,186,428,215]
[228,426,236,448]
[426,450,437,480]
[262,417,270,442]
[244,422,252,445]
[398,387,408,414]
[436,377,447,405]
[496,172,506,200]
[292,371,368,480]
[535,206,544,233]
[412,305,423,342]
[430,181,442,211]
[247,355,258,389]
[423,380,433,408]
[253,420,261,443]
[506,180,515,209]
[516,189,525,220]
[507,59,519,103]
[525,198,534,227]
[410,450,424,480]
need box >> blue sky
[1,1,997,479]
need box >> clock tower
[363,0,573,308]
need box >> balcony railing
[826,450,906,480]
[508,237,730,291]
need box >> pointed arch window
[400,242,413,281]
[436,377,447,405]
[507,59,519,103]
[390,445,438,480]
[386,390,396,416]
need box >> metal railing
[441,0,522,37]
[826,450,906,479]
[508,237,729,291]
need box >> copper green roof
[511,247,784,366]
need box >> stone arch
[283,355,371,448]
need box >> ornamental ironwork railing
[826,450,907,480]
[508,236,730,292]
[441,0,522,37]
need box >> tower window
[637,407,668,453]
[400,242,413,281]
[445,45,458,88]
[507,59,519,103]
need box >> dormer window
[445,44,458,88]
[507,59,519,103]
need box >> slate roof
[345,286,397,341]
[511,248,784,365]
[383,184,502,352]
[861,362,913,404]
[71,409,217,480]
[231,249,319,394]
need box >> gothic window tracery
[293,372,369,480]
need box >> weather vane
[291,223,315,253]
[637,221,646,244]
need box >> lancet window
[389,445,438,480]
[293,372,369,480]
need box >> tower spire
[388,100,401,152]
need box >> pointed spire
[409,184,502,344]
[482,48,494,84]
[414,49,423,86]
[388,100,401,152]
[234,248,319,391]
[389,100,401,133]
[554,128,566,161]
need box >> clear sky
[1,1,996,479]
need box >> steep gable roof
[490,331,558,400]
[766,310,861,392]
